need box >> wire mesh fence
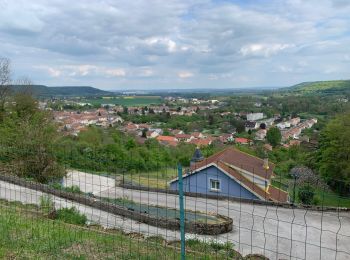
[0,144,350,260]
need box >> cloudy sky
[1,0,350,90]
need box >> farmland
[82,96,163,107]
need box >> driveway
[1,170,349,260]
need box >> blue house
[169,148,288,203]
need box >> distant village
[47,96,317,150]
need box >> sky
[1,0,350,90]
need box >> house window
[210,179,221,191]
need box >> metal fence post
[178,163,185,260]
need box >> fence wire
[0,146,349,260]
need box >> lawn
[83,96,162,107]
[290,186,350,208]
[0,200,242,259]
[122,168,178,189]
[272,178,350,208]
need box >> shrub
[63,185,82,194]
[298,186,315,205]
[55,207,87,225]
[50,183,82,194]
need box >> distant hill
[285,80,350,94]
[9,85,113,97]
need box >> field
[0,200,242,259]
[83,96,163,107]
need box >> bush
[56,207,87,225]
[50,183,82,194]
[298,186,315,205]
[63,185,82,194]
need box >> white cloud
[33,65,61,77]
[178,71,194,78]
[105,68,126,77]
[144,37,177,53]
[239,43,293,57]
[2,0,350,89]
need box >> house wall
[247,113,264,121]
[169,166,259,200]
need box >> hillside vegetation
[9,85,113,97]
[286,80,350,94]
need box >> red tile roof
[267,185,289,203]
[189,138,212,147]
[188,159,288,203]
[175,134,192,139]
[190,147,274,180]
[235,137,250,144]
[157,135,177,142]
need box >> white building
[247,113,264,121]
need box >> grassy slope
[287,80,350,94]
[0,200,242,259]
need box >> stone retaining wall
[120,183,350,212]
[0,174,233,235]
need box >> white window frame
[209,179,221,192]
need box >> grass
[286,184,350,208]
[0,200,241,259]
[56,207,88,225]
[82,96,162,107]
[50,183,83,194]
[122,168,177,189]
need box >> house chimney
[190,147,204,167]
[263,157,269,170]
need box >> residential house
[255,129,267,141]
[235,137,251,145]
[289,117,301,126]
[247,113,264,121]
[244,121,259,132]
[257,118,275,127]
[276,121,291,130]
[175,134,194,142]
[146,130,160,139]
[218,133,234,144]
[156,135,178,146]
[169,148,289,203]
[171,129,184,135]
[189,138,213,147]
[191,132,205,139]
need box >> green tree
[298,185,315,205]
[266,127,281,147]
[123,106,128,114]
[141,128,148,138]
[317,113,350,193]
[0,90,65,183]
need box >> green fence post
[178,163,185,260]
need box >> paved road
[1,170,349,260]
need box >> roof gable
[190,148,274,180]
[170,161,288,203]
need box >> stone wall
[0,174,233,235]
[120,183,350,212]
